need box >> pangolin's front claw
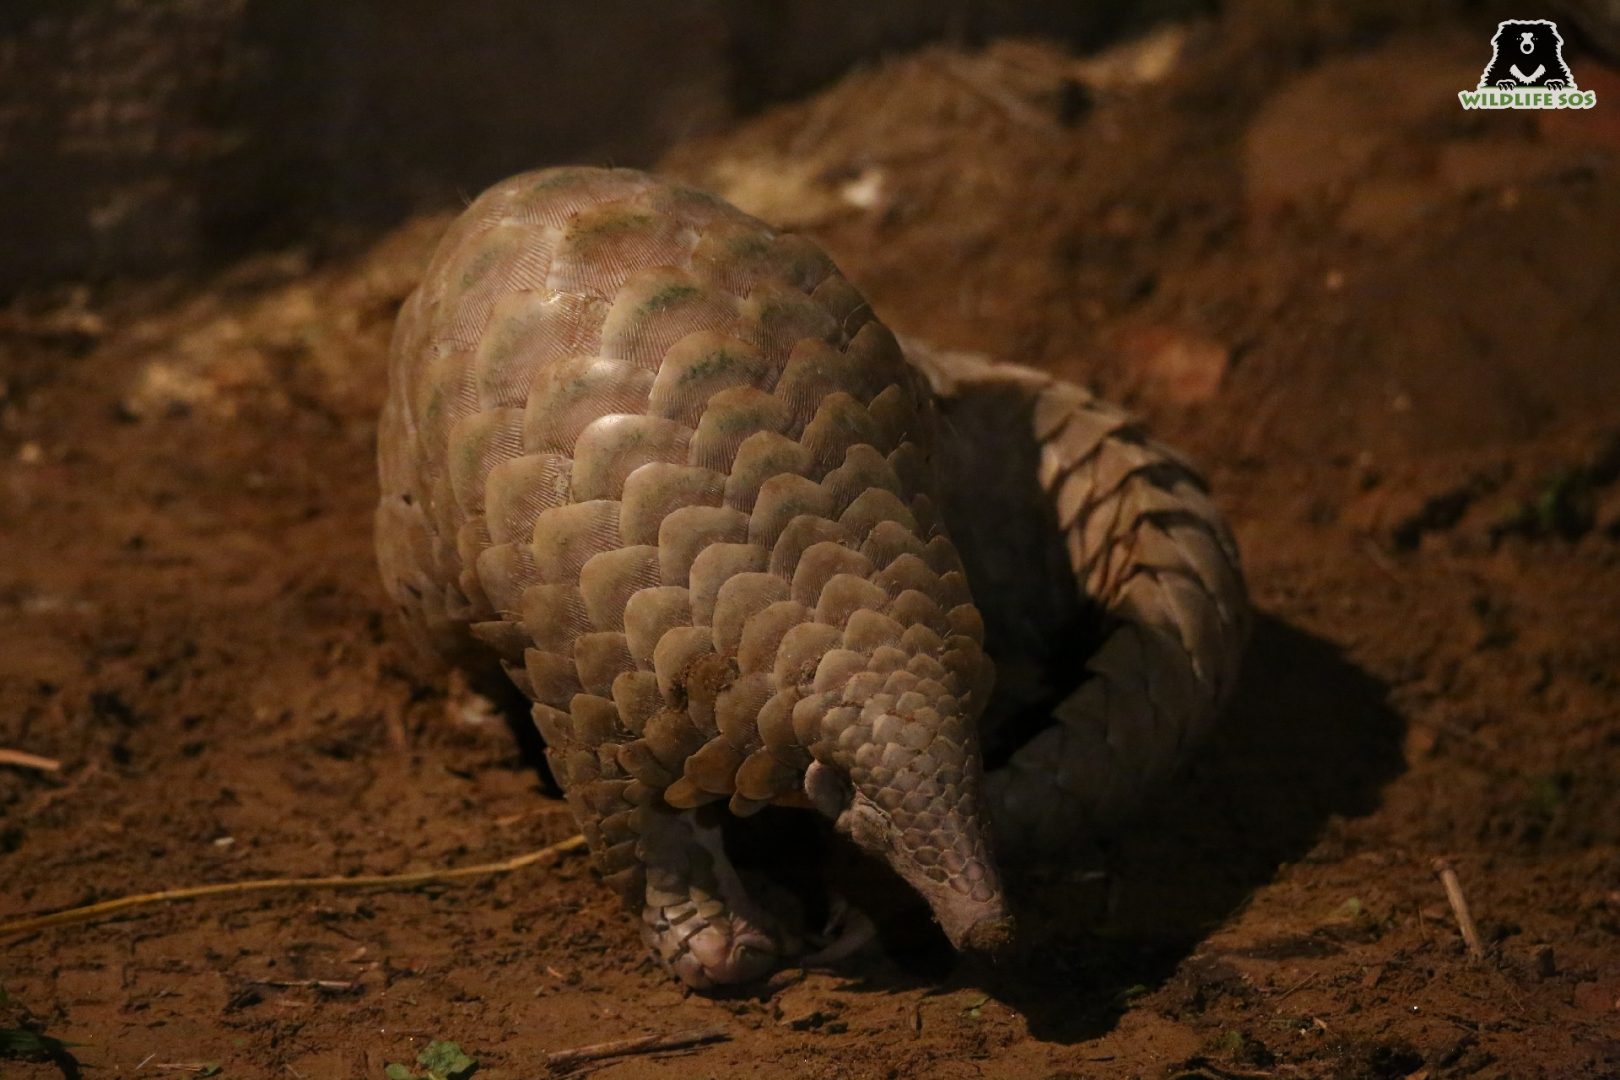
[642,896,784,989]
[801,892,879,967]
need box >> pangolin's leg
[636,806,787,988]
[904,341,1250,857]
[528,693,793,989]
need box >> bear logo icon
[1478,19,1578,90]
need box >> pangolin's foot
[639,811,794,989]
[642,891,781,989]
[801,892,879,966]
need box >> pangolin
[375,166,1248,988]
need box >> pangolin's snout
[906,860,1015,954]
[961,911,1017,953]
[832,772,1015,955]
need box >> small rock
[774,990,843,1031]
[762,968,805,995]
[839,168,885,210]
[781,1006,830,1031]
[1071,24,1187,92]
[121,361,220,420]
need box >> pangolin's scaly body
[376,166,1248,988]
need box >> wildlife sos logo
[1459,20,1596,109]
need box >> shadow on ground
[985,614,1407,1042]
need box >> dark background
[0,0,1213,294]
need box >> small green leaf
[198,1065,223,1078]
[417,1040,476,1080]
[384,1064,416,1080]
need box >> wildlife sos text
[1458,87,1596,109]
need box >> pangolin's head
[801,666,1013,954]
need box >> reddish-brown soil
[4,8,1619,1079]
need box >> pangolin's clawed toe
[801,893,880,966]
[649,912,782,990]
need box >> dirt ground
[4,6,1620,1079]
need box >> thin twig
[26,761,99,819]
[1273,970,1317,1004]
[0,834,586,937]
[1432,857,1486,962]
[248,978,361,993]
[1359,538,1401,582]
[0,748,62,773]
[545,1027,730,1073]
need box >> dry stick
[249,978,361,993]
[1273,970,1318,1004]
[0,834,586,938]
[0,748,62,773]
[1432,857,1486,963]
[545,1027,730,1074]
